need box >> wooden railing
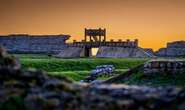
[67,41,138,48]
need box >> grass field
[14,54,148,81]
[13,54,185,86]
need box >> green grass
[16,54,147,71]
[14,54,148,81]
[20,57,147,71]
[47,69,129,81]
[97,69,128,80]
[13,54,185,86]
[121,72,185,87]
[48,71,90,81]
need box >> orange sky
[0,0,185,51]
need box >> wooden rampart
[68,39,138,48]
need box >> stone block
[144,59,185,75]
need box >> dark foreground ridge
[0,46,185,110]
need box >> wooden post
[85,28,87,42]
[98,28,101,42]
[90,36,92,42]
[104,28,106,42]
[134,39,138,47]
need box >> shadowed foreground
[0,47,185,110]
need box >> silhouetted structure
[156,40,185,57]
[68,28,138,57]
[85,28,106,42]
[0,28,140,57]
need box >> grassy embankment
[14,54,147,81]
[121,72,185,87]
[14,54,185,87]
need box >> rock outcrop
[96,46,154,58]
[144,59,185,75]
[81,65,115,83]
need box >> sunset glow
[0,0,185,51]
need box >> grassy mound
[122,72,185,87]
[14,54,148,81]
[20,57,147,71]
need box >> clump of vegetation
[0,96,25,110]
[121,72,185,87]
